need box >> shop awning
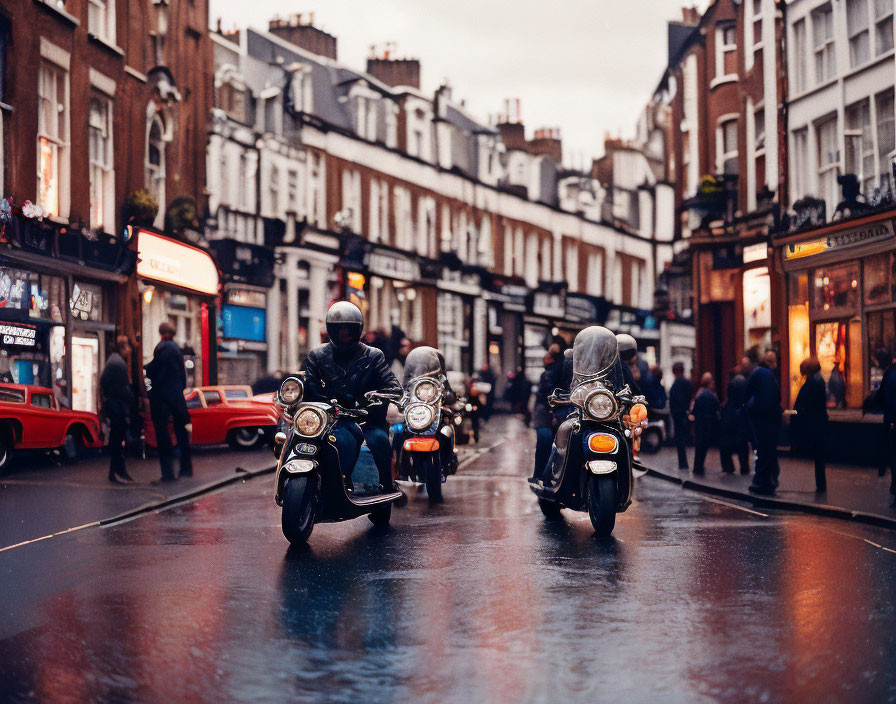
[136,230,219,296]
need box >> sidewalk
[642,446,896,528]
[0,445,277,549]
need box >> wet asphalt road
[1,417,896,703]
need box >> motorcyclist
[616,333,650,397]
[301,301,402,492]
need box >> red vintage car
[144,385,280,450]
[0,384,103,471]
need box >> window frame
[812,4,836,85]
[717,116,739,175]
[145,111,167,228]
[874,0,894,55]
[87,0,116,45]
[37,59,69,219]
[88,92,114,233]
[816,115,842,211]
[714,23,738,84]
[846,0,872,68]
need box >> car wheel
[0,429,12,474]
[229,427,262,450]
[640,427,663,454]
[62,430,83,464]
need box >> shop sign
[0,323,36,347]
[743,243,768,263]
[498,285,528,312]
[136,230,219,296]
[784,219,896,260]
[533,291,565,318]
[565,294,599,324]
[226,289,266,309]
[365,250,420,282]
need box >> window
[754,109,766,152]
[816,117,840,209]
[145,112,166,227]
[864,252,896,305]
[876,88,895,186]
[792,128,809,198]
[715,24,738,80]
[238,153,248,211]
[87,0,115,44]
[0,388,24,403]
[875,0,894,54]
[846,0,871,67]
[202,390,222,406]
[811,262,859,312]
[31,393,52,409]
[287,169,298,213]
[268,163,279,216]
[812,4,836,84]
[38,61,69,218]
[0,17,9,104]
[845,100,874,195]
[719,119,738,174]
[185,391,202,409]
[224,388,249,399]
[88,95,113,232]
[792,19,808,94]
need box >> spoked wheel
[229,427,261,450]
[538,498,562,520]
[415,454,442,503]
[368,502,392,527]
[281,476,318,545]
[588,475,617,536]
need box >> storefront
[523,286,566,382]
[776,212,896,422]
[0,215,130,411]
[481,277,527,392]
[437,269,481,374]
[134,229,219,388]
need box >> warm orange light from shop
[588,433,618,453]
[347,272,366,289]
[488,343,500,355]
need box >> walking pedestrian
[100,335,135,483]
[792,357,827,492]
[477,363,497,421]
[669,362,693,470]
[875,349,896,507]
[719,368,750,474]
[531,343,564,481]
[647,366,667,410]
[507,368,532,426]
[144,321,192,482]
[745,349,782,496]
[690,372,720,475]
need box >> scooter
[273,375,404,545]
[389,347,457,503]
[529,326,646,536]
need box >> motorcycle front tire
[416,454,442,503]
[281,476,317,545]
[368,502,392,526]
[588,474,617,536]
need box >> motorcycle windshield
[403,346,442,387]
[571,326,625,392]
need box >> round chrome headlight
[406,403,435,431]
[279,377,303,405]
[294,407,325,436]
[413,379,440,403]
[586,390,616,420]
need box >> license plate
[297,443,317,455]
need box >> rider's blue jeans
[328,421,393,488]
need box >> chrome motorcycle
[273,375,403,545]
[390,346,457,503]
[529,326,647,536]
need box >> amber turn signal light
[588,433,618,453]
[403,437,440,452]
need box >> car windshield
[203,391,223,406]
[0,388,25,403]
[571,326,625,392]
[403,346,442,387]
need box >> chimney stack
[366,52,421,89]
[529,127,563,163]
[269,14,337,60]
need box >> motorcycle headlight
[278,377,303,406]
[586,390,616,420]
[413,379,440,403]
[406,403,435,431]
[465,403,473,412]
[294,407,325,436]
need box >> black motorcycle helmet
[326,301,364,353]
[616,333,638,363]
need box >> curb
[639,463,896,530]
[98,464,276,526]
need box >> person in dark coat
[876,349,896,507]
[477,363,497,421]
[690,372,720,474]
[793,357,828,492]
[302,301,402,493]
[506,368,532,426]
[744,349,782,495]
[647,366,668,411]
[719,369,750,474]
[530,344,564,481]
[669,362,693,470]
[101,335,135,483]
[144,321,192,482]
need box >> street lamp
[152,0,170,65]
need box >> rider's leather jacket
[301,343,402,427]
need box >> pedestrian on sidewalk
[876,349,896,507]
[792,356,827,492]
[100,335,135,483]
[744,348,782,496]
[144,321,192,482]
[719,368,750,474]
[669,362,692,470]
[689,372,720,474]
[531,343,564,481]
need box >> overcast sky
[210,1,706,165]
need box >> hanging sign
[136,230,219,295]
[0,323,36,347]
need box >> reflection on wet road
[1,418,895,702]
